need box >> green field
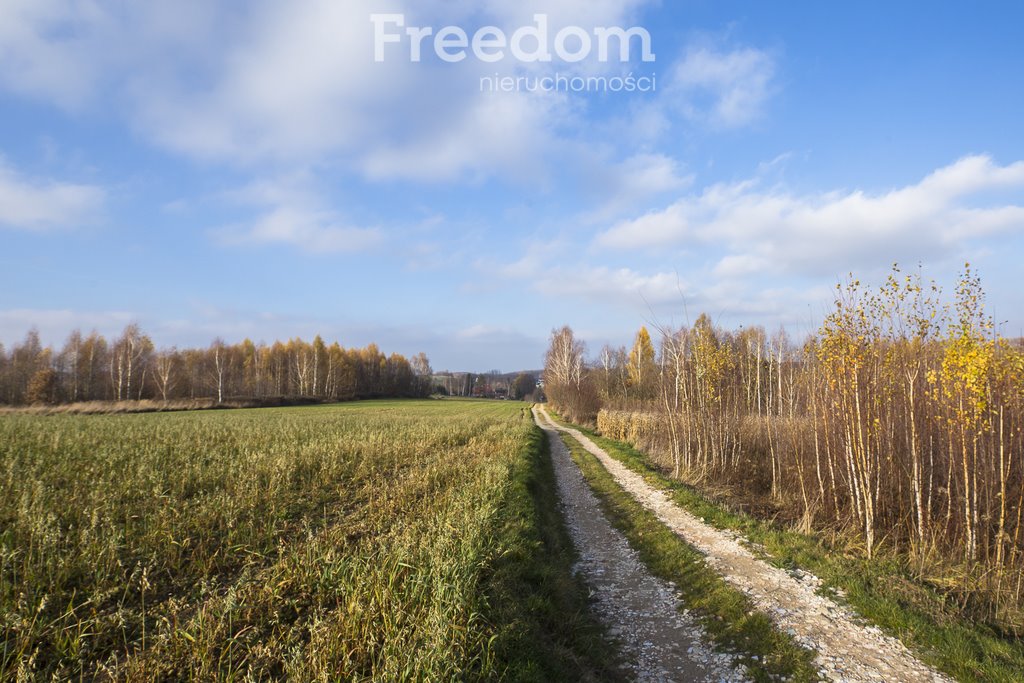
[0,400,614,681]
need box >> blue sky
[1,1,1022,371]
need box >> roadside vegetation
[0,400,616,681]
[548,409,1024,682]
[544,265,1024,681]
[559,431,821,682]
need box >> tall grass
[0,400,610,680]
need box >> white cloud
[360,89,564,183]
[598,200,693,248]
[712,254,772,278]
[0,161,104,231]
[598,155,1024,277]
[918,153,1024,194]
[580,152,694,222]
[486,245,836,330]
[130,0,395,164]
[0,1,226,110]
[457,324,510,340]
[131,0,659,180]
[0,0,675,184]
[218,207,383,254]
[525,264,683,307]
[667,45,776,128]
[215,174,382,254]
[493,244,558,279]
[618,154,692,194]
[0,0,781,244]
[0,0,106,109]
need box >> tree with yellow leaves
[628,326,657,399]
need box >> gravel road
[535,406,747,682]
[537,405,951,683]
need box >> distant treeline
[432,370,539,400]
[0,326,434,406]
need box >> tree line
[544,265,1024,630]
[432,370,539,400]
[0,325,434,406]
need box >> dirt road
[534,406,746,682]
[536,405,950,683]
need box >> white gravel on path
[534,407,748,682]
[537,405,952,683]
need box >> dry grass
[0,396,332,416]
[0,399,607,681]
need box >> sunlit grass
[0,400,615,680]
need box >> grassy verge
[483,420,625,681]
[560,433,820,682]
[550,411,1024,683]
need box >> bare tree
[544,326,585,390]
[153,348,179,401]
[111,324,152,401]
[211,339,228,404]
